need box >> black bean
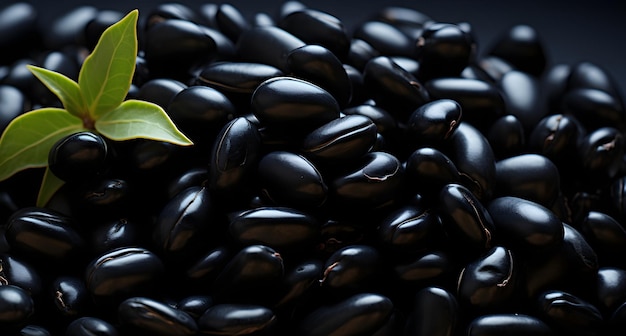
[251,76,340,133]
[353,20,416,57]
[84,247,164,300]
[197,303,276,335]
[347,38,380,71]
[487,24,547,77]
[5,207,84,262]
[457,246,518,312]
[466,313,553,336]
[566,61,624,106]
[494,153,561,208]
[144,3,200,29]
[19,324,51,336]
[65,316,119,336]
[535,290,603,335]
[374,6,432,39]
[177,295,213,320]
[497,70,544,131]
[393,250,454,286]
[486,114,526,159]
[579,211,626,268]
[215,3,249,42]
[83,10,124,51]
[136,78,188,110]
[274,259,324,309]
[596,267,626,315]
[297,292,394,336]
[229,206,320,251]
[48,131,109,184]
[578,127,624,181]
[50,276,89,318]
[0,253,42,296]
[406,98,462,146]
[287,44,352,107]
[0,85,27,134]
[44,6,97,50]
[527,113,581,166]
[377,204,444,254]
[279,8,350,61]
[320,244,383,293]
[301,114,377,167]
[0,3,40,64]
[404,287,459,336]
[235,26,306,73]
[563,88,625,132]
[487,196,563,254]
[0,285,34,333]
[477,56,515,82]
[118,297,198,336]
[415,23,474,81]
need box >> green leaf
[95,99,193,146]
[79,9,138,120]
[0,108,85,181]
[37,166,65,207]
[27,65,87,118]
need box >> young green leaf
[0,108,85,181]
[79,9,138,120]
[37,166,65,207]
[27,65,87,118]
[95,99,193,146]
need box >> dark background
[13,0,626,98]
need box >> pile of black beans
[1,1,626,335]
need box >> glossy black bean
[84,247,164,299]
[317,219,366,256]
[19,325,51,336]
[580,212,626,268]
[177,295,213,320]
[487,196,562,254]
[83,10,124,51]
[0,253,41,296]
[425,78,505,132]
[118,297,198,336]
[44,6,97,49]
[252,76,340,133]
[407,98,462,145]
[390,56,420,77]
[144,19,217,79]
[196,61,283,97]
[301,114,377,166]
[415,23,473,81]
[185,246,231,285]
[343,64,368,107]
[342,104,398,136]
[208,117,261,205]
[404,287,459,336]
[153,186,213,259]
[535,290,603,335]
[144,3,201,29]
[253,12,275,27]
[347,38,380,71]
[274,259,323,309]
[279,1,308,19]
[212,244,284,303]
[235,26,305,73]
[0,3,40,64]
[567,61,624,105]
[353,20,416,57]
[578,127,624,180]
[167,167,208,199]
[48,131,109,184]
[257,150,327,209]
[51,276,89,317]
[230,206,319,251]
[65,316,119,336]
[1,59,37,97]
[298,292,394,336]
[0,285,34,332]
[438,183,494,256]
[497,70,544,131]
[215,3,249,42]
[287,44,352,107]
[377,204,444,253]
[487,115,525,159]
[466,314,553,336]
[330,151,405,210]
[166,85,235,144]
[487,24,547,76]
[363,56,430,120]
[524,223,598,298]
[596,267,626,315]
[404,147,460,197]
[0,85,27,134]
[445,122,496,200]
[78,178,130,216]
[374,6,432,38]
[495,154,561,208]
[564,88,625,132]
[528,113,581,165]
[457,246,518,312]
[90,218,139,257]
[320,244,382,292]
[394,250,453,286]
[5,207,84,261]
[197,303,276,335]
[137,78,188,110]
[477,56,515,82]
[279,8,350,61]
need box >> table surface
[12,0,626,99]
